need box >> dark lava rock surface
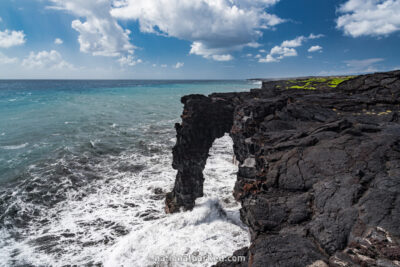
[166,71,400,267]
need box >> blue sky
[0,0,399,79]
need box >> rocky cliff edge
[166,71,400,267]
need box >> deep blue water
[0,80,258,266]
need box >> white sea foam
[104,198,247,267]
[104,135,248,267]
[1,134,248,267]
[1,143,28,150]
[251,80,262,85]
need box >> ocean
[0,80,260,266]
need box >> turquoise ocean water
[0,80,259,266]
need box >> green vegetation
[304,78,328,83]
[289,83,316,90]
[327,77,355,88]
[286,76,355,90]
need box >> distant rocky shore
[166,70,400,267]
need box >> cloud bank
[111,0,284,61]
[337,0,400,37]
[22,50,74,69]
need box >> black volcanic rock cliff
[166,71,400,267]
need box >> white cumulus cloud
[211,54,234,62]
[48,0,134,57]
[261,54,278,63]
[260,33,323,63]
[174,62,184,69]
[280,36,306,48]
[54,38,63,45]
[111,0,284,61]
[0,29,26,48]
[22,50,74,69]
[189,42,235,61]
[308,33,324,39]
[337,0,400,37]
[118,55,142,66]
[308,45,322,53]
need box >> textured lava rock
[165,94,236,212]
[166,70,400,266]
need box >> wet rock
[248,234,327,267]
[213,247,249,267]
[149,187,165,200]
[154,187,164,195]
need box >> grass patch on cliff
[327,76,355,88]
[289,83,316,90]
[287,76,355,90]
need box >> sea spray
[103,135,249,267]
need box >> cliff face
[166,71,400,267]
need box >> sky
[0,0,399,79]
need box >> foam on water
[1,143,29,150]
[104,135,248,267]
[0,135,249,267]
